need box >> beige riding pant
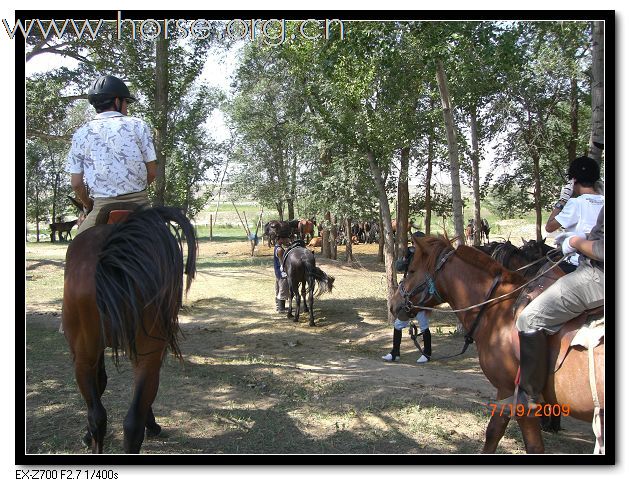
[77,191,150,235]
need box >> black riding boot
[516,330,548,408]
[382,328,402,361]
[277,299,286,313]
[422,329,432,358]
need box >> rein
[400,245,568,362]
[513,248,563,274]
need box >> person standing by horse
[545,156,604,273]
[514,205,604,410]
[382,231,432,364]
[274,236,291,313]
[66,75,157,234]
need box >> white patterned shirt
[65,112,157,198]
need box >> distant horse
[298,219,315,243]
[49,196,88,242]
[62,206,197,453]
[480,218,491,244]
[265,220,291,246]
[391,235,604,454]
[283,246,334,326]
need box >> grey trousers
[77,190,150,235]
[275,278,289,300]
[516,262,604,334]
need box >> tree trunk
[367,150,396,325]
[396,147,410,259]
[288,153,297,220]
[154,36,169,206]
[470,105,482,246]
[345,218,353,263]
[436,60,465,245]
[331,214,338,260]
[276,200,284,221]
[322,211,332,258]
[378,215,385,263]
[569,77,579,163]
[589,20,604,163]
[533,152,543,242]
[287,198,295,220]
[424,133,434,235]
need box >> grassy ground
[24,223,595,456]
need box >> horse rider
[514,204,604,409]
[274,236,291,313]
[66,74,157,234]
[545,156,604,273]
[382,231,432,364]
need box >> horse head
[390,235,454,319]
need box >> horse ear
[521,237,527,245]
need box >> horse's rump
[94,207,197,363]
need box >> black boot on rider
[277,299,286,313]
[516,329,548,408]
[382,328,402,362]
[417,329,432,363]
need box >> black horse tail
[94,206,197,365]
[304,259,334,297]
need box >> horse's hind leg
[294,284,301,322]
[287,287,294,319]
[82,352,108,448]
[74,359,107,453]
[308,280,315,327]
[145,407,162,437]
[124,352,164,453]
[482,414,510,453]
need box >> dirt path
[24,239,595,455]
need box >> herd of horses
[52,202,603,455]
[263,218,419,247]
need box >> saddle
[512,262,604,373]
[94,202,140,225]
[282,240,306,267]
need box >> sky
[5,0,629,480]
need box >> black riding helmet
[88,75,137,110]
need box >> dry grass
[24,234,595,455]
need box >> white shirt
[555,193,605,265]
[65,112,157,198]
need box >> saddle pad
[571,315,605,349]
[553,310,604,373]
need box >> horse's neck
[439,267,515,334]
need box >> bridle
[398,245,501,361]
[398,248,455,314]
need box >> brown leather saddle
[94,202,140,225]
[512,261,604,373]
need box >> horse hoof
[82,430,92,448]
[146,423,162,438]
[287,313,293,319]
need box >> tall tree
[588,20,605,162]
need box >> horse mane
[418,236,524,284]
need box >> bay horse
[391,235,604,454]
[62,206,197,453]
[298,219,315,243]
[283,246,334,326]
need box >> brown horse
[390,235,604,454]
[62,206,197,453]
[298,219,315,243]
